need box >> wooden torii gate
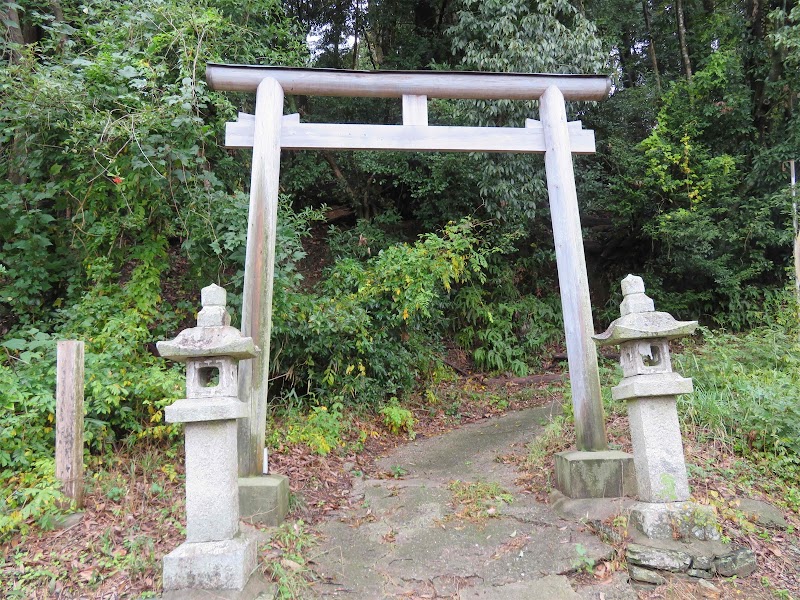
[206,64,611,481]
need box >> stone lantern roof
[156,284,257,361]
[593,275,697,347]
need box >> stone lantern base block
[630,501,720,541]
[554,450,637,499]
[161,573,276,600]
[239,474,290,526]
[162,532,258,592]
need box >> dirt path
[308,404,636,599]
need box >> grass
[447,480,514,521]
[527,415,568,467]
[262,521,316,599]
[675,326,800,505]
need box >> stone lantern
[593,275,696,504]
[157,284,259,593]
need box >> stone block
[185,421,240,543]
[692,554,715,570]
[239,474,290,526]
[198,305,232,327]
[621,274,645,295]
[161,574,276,599]
[734,498,788,529]
[621,293,654,316]
[687,568,713,579]
[549,489,636,523]
[162,533,258,591]
[201,283,227,307]
[697,580,722,598]
[626,543,691,572]
[165,397,248,423]
[625,397,689,502]
[714,548,757,578]
[629,501,720,541]
[628,565,666,585]
[554,450,636,499]
[612,373,693,401]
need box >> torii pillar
[540,87,637,499]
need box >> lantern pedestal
[623,394,691,502]
[162,533,258,592]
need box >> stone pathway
[309,405,638,599]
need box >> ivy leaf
[2,339,27,351]
[118,66,139,79]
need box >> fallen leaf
[281,558,303,572]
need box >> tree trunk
[642,0,662,93]
[675,0,692,82]
[50,0,68,51]
[3,2,27,184]
[321,151,365,216]
[620,29,637,88]
[351,0,361,69]
[2,1,25,64]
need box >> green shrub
[271,218,492,406]
[271,403,350,455]
[0,259,184,540]
[0,458,64,540]
[380,399,416,438]
[327,211,405,261]
[453,289,562,375]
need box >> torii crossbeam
[206,64,612,491]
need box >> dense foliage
[1,0,799,537]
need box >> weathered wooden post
[540,86,636,500]
[56,340,84,509]
[539,85,607,452]
[236,77,291,526]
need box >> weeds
[528,416,568,467]
[573,543,596,574]
[269,403,359,456]
[448,480,513,521]
[380,399,416,439]
[263,521,316,599]
[675,327,800,486]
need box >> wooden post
[539,85,607,452]
[237,77,284,477]
[402,95,428,126]
[56,341,85,508]
[788,160,800,327]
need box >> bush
[271,218,492,406]
[380,399,416,438]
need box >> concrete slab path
[309,405,638,599]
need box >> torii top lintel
[205,63,611,102]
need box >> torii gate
[206,64,611,489]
